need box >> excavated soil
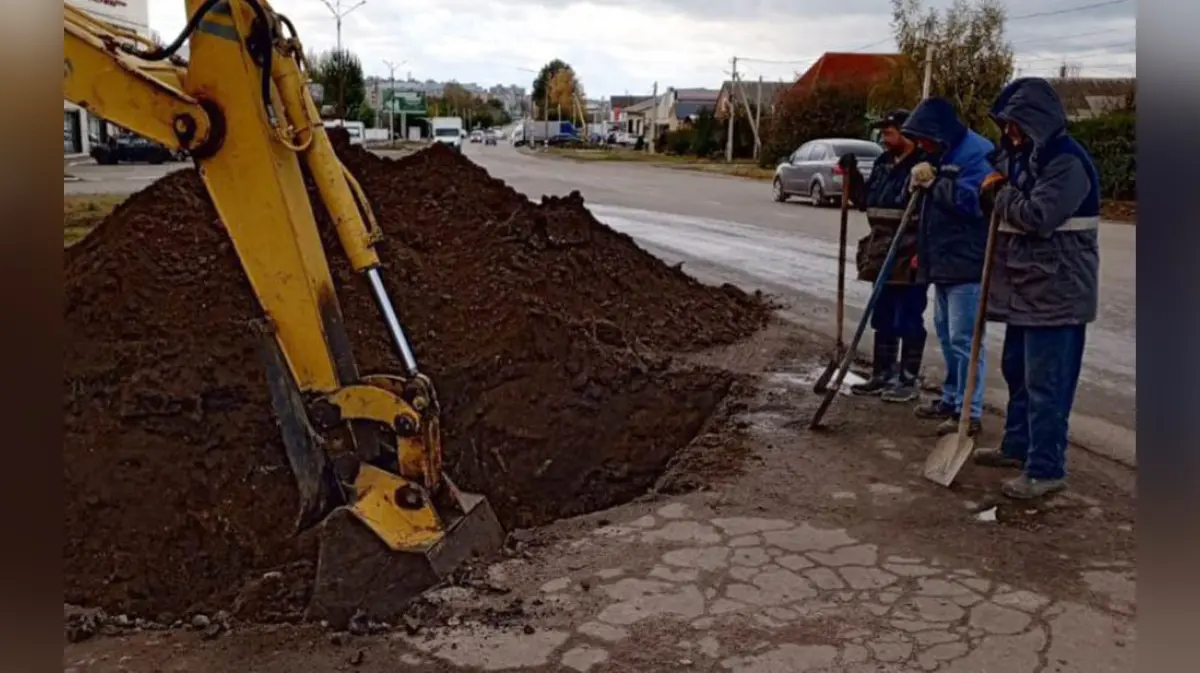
[63,138,772,621]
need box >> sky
[148,0,1137,98]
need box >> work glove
[980,171,1007,212]
[909,161,936,191]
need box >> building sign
[387,93,427,115]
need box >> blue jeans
[999,324,1087,480]
[933,282,985,419]
[871,284,929,340]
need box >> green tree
[531,59,584,120]
[442,82,476,116]
[309,48,366,119]
[878,0,1014,131]
[485,99,512,127]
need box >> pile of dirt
[63,139,772,620]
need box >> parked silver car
[773,138,882,206]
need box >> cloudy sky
[149,0,1136,97]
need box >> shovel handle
[952,207,1003,440]
[810,191,924,429]
[836,188,849,351]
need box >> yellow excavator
[64,0,504,624]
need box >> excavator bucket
[306,466,504,626]
[261,334,504,626]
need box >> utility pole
[320,0,367,118]
[725,57,737,162]
[383,59,398,146]
[734,77,760,154]
[921,20,935,100]
[754,75,763,160]
[649,81,658,154]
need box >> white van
[430,117,465,152]
[322,119,365,146]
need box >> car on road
[90,134,175,165]
[546,133,581,147]
[484,130,498,146]
[470,130,484,143]
[773,138,882,206]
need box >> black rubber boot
[851,335,898,396]
[881,333,925,403]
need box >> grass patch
[65,194,125,246]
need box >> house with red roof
[791,52,905,96]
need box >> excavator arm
[63,0,502,626]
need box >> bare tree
[876,0,1014,130]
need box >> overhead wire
[731,0,1135,89]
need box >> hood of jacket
[900,97,967,155]
[989,77,1068,148]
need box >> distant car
[773,138,882,206]
[90,135,175,165]
[484,131,498,146]
[469,130,484,143]
[546,133,580,147]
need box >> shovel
[923,206,1002,486]
[809,191,924,429]
[812,185,851,394]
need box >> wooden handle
[836,189,849,351]
[954,207,1002,436]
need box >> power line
[1009,0,1132,21]
[849,37,892,52]
[1015,43,1136,63]
[736,56,819,65]
[1008,26,1129,46]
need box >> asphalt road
[64,146,1136,466]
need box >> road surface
[63,146,1136,466]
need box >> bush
[663,129,694,155]
[759,84,871,168]
[1069,111,1135,201]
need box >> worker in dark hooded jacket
[974,78,1101,499]
[900,97,994,436]
[840,109,929,402]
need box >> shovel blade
[812,358,837,394]
[923,432,975,487]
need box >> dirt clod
[63,140,770,622]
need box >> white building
[64,0,152,156]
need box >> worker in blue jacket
[840,109,929,402]
[974,78,1101,500]
[900,97,994,437]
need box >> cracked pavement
[382,501,1135,673]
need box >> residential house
[715,80,790,119]
[620,96,658,137]
[1044,77,1135,120]
[790,52,904,97]
[618,87,721,137]
[609,94,652,131]
[668,88,720,127]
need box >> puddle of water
[767,367,866,396]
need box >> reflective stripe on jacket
[987,78,1101,327]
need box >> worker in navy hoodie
[900,97,994,436]
[974,78,1101,499]
[840,109,929,403]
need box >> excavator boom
[63,0,503,626]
